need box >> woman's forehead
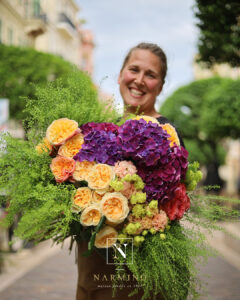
[127,49,161,73]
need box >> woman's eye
[147,74,155,78]
[129,68,138,72]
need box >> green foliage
[0,72,119,243]
[159,77,240,167]
[0,44,81,120]
[184,162,203,191]
[24,72,119,142]
[0,134,75,242]
[114,222,213,300]
[200,78,240,140]
[194,0,240,66]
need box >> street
[0,244,239,300]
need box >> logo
[106,238,133,269]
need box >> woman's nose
[134,72,145,85]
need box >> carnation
[152,210,168,231]
[114,160,137,178]
[121,181,136,199]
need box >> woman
[76,42,184,300]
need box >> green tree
[0,44,81,120]
[160,77,240,186]
[194,0,240,67]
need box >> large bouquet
[43,116,192,246]
[34,115,203,299]
[0,76,238,300]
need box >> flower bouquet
[0,76,239,300]
[34,115,204,299]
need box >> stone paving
[0,247,239,300]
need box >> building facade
[0,0,85,66]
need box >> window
[8,27,13,45]
[33,0,40,17]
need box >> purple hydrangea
[137,146,189,204]
[80,122,119,136]
[75,119,188,204]
[118,119,171,167]
[74,129,123,166]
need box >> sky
[76,0,199,111]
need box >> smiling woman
[76,43,187,300]
[118,43,167,117]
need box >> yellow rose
[72,160,95,181]
[87,164,114,190]
[160,123,180,147]
[46,118,79,146]
[100,192,129,225]
[95,225,118,248]
[58,133,84,158]
[72,187,93,210]
[80,204,102,226]
[36,137,53,154]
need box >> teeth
[130,88,144,96]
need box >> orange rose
[46,118,79,146]
[50,156,75,183]
[160,123,180,147]
[58,133,84,158]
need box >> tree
[0,44,81,120]
[194,0,240,67]
[159,77,240,186]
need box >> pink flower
[114,161,137,178]
[121,181,136,199]
[152,210,168,231]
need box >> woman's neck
[124,107,161,118]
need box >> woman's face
[118,49,163,114]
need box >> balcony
[57,12,76,39]
[25,0,47,38]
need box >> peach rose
[72,187,93,210]
[80,204,102,226]
[58,133,84,158]
[46,118,80,146]
[95,226,118,248]
[50,156,75,183]
[72,161,95,182]
[87,164,114,190]
[100,192,129,225]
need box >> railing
[58,12,76,30]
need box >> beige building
[0,0,82,66]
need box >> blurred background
[0,0,239,299]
